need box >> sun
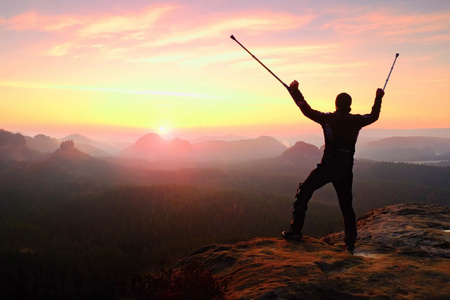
[157,125,170,136]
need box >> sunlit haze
[1,0,449,143]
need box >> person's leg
[283,164,331,238]
[333,169,357,253]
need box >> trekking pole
[230,35,289,91]
[383,53,399,91]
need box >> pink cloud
[78,5,179,37]
[322,9,450,41]
[152,11,315,46]
[0,5,179,58]
[1,11,82,31]
[0,5,178,35]
[3,6,315,60]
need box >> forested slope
[0,154,448,299]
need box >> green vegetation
[0,155,448,299]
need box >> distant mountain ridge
[120,133,192,161]
[0,129,44,161]
[25,134,60,153]
[362,127,450,139]
[3,129,290,163]
[4,128,450,165]
[362,136,450,152]
[120,134,287,162]
[191,134,250,143]
[23,133,114,156]
[357,136,450,162]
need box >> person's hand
[376,88,385,98]
[289,80,305,104]
[290,80,299,91]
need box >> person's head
[335,93,352,113]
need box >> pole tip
[396,53,399,57]
[230,35,235,40]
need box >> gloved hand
[290,80,300,91]
[376,88,385,99]
[289,80,305,104]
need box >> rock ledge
[177,203,450,299]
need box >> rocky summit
[176,203,450,299]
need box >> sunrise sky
[1,0,449,143]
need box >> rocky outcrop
[176,203,450,299]
[324,203,450,258]
[281,141,322,161]
[51,140,91,160]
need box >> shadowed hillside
[0,128,449,299]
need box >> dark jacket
[291,89,382,163]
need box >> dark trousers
[291,157,357,246]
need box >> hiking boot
[344,244,355,254]
[281,230,303,240]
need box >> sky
[1,0,450,144]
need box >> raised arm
[288,80,328,124]
[288,80,305,106]
[359,88,385,127]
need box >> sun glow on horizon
[156,125,172,137]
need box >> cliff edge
[177,203,450,299]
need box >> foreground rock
[324,203,450,258]
[177,203,450,299]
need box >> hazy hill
[61,133,96,144]
[357,136,450,162]
[281,140,322,161]
[120,133,192,161]
[361,127,450,139]
[51,140,91,160]
[119,134,287,163]
[61,133,121,155]
[2,130,108,163]
[24,133,111,157]
[25,134,60,153]
[192,135,287,162]
[191,134,250,143]
[14,127,450,164]
[0,129,44,161]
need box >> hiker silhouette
[282,80,385,254]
